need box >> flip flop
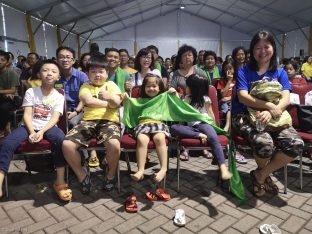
[259,224,281,234]
[145,187,171,201]
[264,176,279,195]
[203,150,213,159]
[250,170,265,197]
[125,195,138,213]
[179,149,189,161]
[53,184,72,202]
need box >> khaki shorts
[232,114,304,158]
[65,120,121,147]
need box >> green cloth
[123,92,246,203]
[114,67,127,93]
[155,62,162,73]
[204,66,221,80]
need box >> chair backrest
[291,83,312,104]
[208,85,220,127]
[288,83,312,129]
[131,86,141,98]
[56,89,68,134]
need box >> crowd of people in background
[0,30,309,203]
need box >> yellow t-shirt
[123,67,137,75]
[26,79,42,88]
[301,62,312,78]
[79,81,121,122]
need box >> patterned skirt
[133,123,170,138]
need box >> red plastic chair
[175,85,229,191]
[4,89,68,197]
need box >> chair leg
[125,152,132,174]
[284,165,287,194]
[299,150,303,190]
[24,156,32,175]
[117,162,120,193]
[177,146,180,192]
[5,174,8,198]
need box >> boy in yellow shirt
[62,53,122,194]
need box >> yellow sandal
[53,184,72,202]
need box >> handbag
[296,105,312,133]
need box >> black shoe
[103,177,115,191]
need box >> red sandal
[125,195,138,213]
[145,187,171,201]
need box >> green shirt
[0,68,20,94]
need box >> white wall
[276,27,309,59]
[94,10,251,59]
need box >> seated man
[62,53,122,194]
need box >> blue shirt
[55,68,89,111]
[232,66,291,116]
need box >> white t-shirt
[132,69,159,86]
[22,87,64,130]
[184,95,211,126]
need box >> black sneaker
[103,177,115,191]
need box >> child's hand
[28,132,43,143]
[122,93,129,102]
[67,111,77,120]
[167,87,177,95]
[98,90,111,101]
[125,78,134,92]
[226,70,233,80]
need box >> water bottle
[256,118,267,132]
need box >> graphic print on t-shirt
[33,104,52,120]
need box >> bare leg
[219,163,232,180]
[62,140,86,182]
[131,133,149,181]
[153,133,167,183]
[223,111,231,132]
[104,139,120,179]
[0,170,4,197]
[254,151,294,184]
[55,166,66,185]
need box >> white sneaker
[173,209,186,227]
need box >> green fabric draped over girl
[123,92,246,203]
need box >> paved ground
[1,149,312,234]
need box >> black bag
[296,105,312,133]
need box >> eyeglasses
[58,57,74,61]
[141,56,152,61]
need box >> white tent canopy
[1,0,311,58]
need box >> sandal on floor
[125,195,138,213]
[250,170,265,197]
[173,209,186,227]
[53,184,72,202]
[203,150,213,159]
[179,149,189,161]
[145,187,171,201]
[264,176,279,195]
[259,224,282,234]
